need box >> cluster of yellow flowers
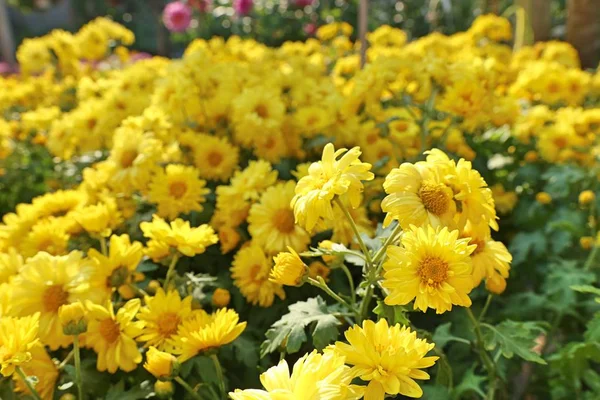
[0,12,598,400]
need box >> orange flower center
[470,238,486,255]
[43,284,69,313]
[208,151,223,167]
[419,182,451,216]
[99,318,121,344]
[255,104,269,118]
[169,181,188,199]
[273,208,296,233]
[418,256,449,285]
[157,312,181,337]
[120,149,138,168]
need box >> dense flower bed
[0,15,599,400]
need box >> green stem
[15,366,42,400]
[584,192,598,270]
[334,197,373,266]
[357,284,374,324]
[339,264,356,305]
[371,224,403,266]
[174,377,204,400]
[99,236,108,257]
[466,308,497,400]
[584,243,599,271]
[74,336,84,400]
[58,349,75,370]
[308,277,356,315]
[479,294,493,322]
[210,354,225,398]
[164,254,180,290]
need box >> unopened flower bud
[59,302,87,335]
[144,347,180,381]
[270,247,308,286]
[212,288,231,308]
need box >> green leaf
[509,231,546,265]
[543,261,595,313]
[571,284,600,304]
[548,342,600,390]
[433,323,470,349]
[232,335,259,368]
[105,380,152,400]
[452,367,486,399]
[373,301,411,327]
[482,320,546,364]
[260,297,341,357]
[585,313,600,342]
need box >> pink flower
[162,1,192,33]
[303,23,316,36]
[190,0,212,12]
[294,0,314,7]
[233,0,253,15]
[0,62,12,76]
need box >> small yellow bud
[524,151,538,163]
[60,394,77,400]
[270,247,308,286]
[212,288,231,308]
[144,347,179,381]
[58,302,87,335]
[579,190,596,206]
[535,192,552,205]
[154,380,174,399]
[486,274,507,295]
[219,226,241,254]
[147,280,161,294]
[318,240,338,264]
[580,236,594,250]
[118,284,136,300]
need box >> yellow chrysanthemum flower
[11,251,100,350]
[140,215,218,260]
[270,247,308,286]
[12,343,58,400]
[230,350,364,400]
[248,181,311,254]
[189,134,239,182]
[144,346,179,381]
[148,164,210,220]
[292,143,374,232]
[0,313,40,377]
[21,218,70,258]
[383,225,476,314]
[85,299,145,373]
[231,243,285,307]
[88,234,143,300]
[331,319,438,399]
[138,289,196,351]
[0,247,23,284]
[74,197,122,238]
[170,308,246,362]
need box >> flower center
[37,238,56,253]
[157,312,181,337]
[418,256,449,285]
[169,181,188,199]
[99,318,121,344]
[120,149,138,168]
[553,137,568,148]
[43,284,69,313]
[107,266,129,288]
[208,151,223,167]
[255,104,269,118]
[470,238,486,255]
[418,182,451,216]
[273,208,295,233]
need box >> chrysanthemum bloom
[0,247,22,284]
[248,181,311,253]
[230,350,363,399]
[491,184,518,215]
[332,319,438,399]
[148,164,209,220]
[74,197,123,237]
[144,347,179,381]
[218,226,241,254]
[270,247,308,286]
[381,161,456,229]
[22,218,70,258]
[536,192,552,205]
[231,243,285,307]
[141,215,218,261]
[85,299,144,373]
[383,225,476,314]
[58,302,87,335]
[169,308,246,362]
[579,190,596,206]
[0,313,40,377]
[12,343,58,400]
[162,1,192,33]
[137,289,196,351]
[212,288,231,308]
[308,261,331,281]
[11,251,100,349]
[188,134,239,182]
[292,143,374,232]
[88,234,143,300]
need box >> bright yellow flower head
[148,164,210,220]
[74,198,122,237]
[11,251,100,350]
[0,313,40,377]
[331,319,438,399]
[58,301,88,336]
[579,190,596,206]
[248,181,311,254]
[231,243,286,307]
[491,184,518,215]
[22,218,70,258]
[0,247,22,284]
[292,143,374,232]
[137,288,196,352]
[141,215,218,260]
[144,346,179,381]
[170,308,246,362]
[185,133,240,182]
[230,350,363,400]
[13,343,58,400]
[383,225,475,314]
[270,247,308,287]
[85,299,144,373]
